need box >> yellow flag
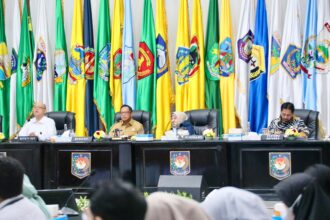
[187,0,205,110]
[110,0,123,112]
[155,0,174,138]
[175,0,189,112]
[219,0,236,133]
[66,0,86,136]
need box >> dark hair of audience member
[90,180,146,220]
[304,164,330,195]
[0,157,25,200]
[281,102,295,113]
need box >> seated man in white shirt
[18,102,57,141]
[0,157,47,220]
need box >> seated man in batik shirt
[268,102,310,138]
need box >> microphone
[61,169,96,215]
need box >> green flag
[0,0,11,138]
[137,0,156,129]
[93,0,114,132]
[205,0,223,136]
[54,0,68,111]
[16,0,34,128]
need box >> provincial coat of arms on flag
[281,44,301,79]
[316,22,330,74]
[269,152,291,180]
[156,35,168,79]
[170,151,190,176]
[237,30,254,63]
[0,42,10,88]
[270,34,281,75]
[98,43,110,82]
[137,42,154,80]
[21,58,31,87]
[84,47,95,80]
[69,45,84,84]
[220,37,234,77]
[71,152,91,179]
[113,48,122,79]
[175,46,190,85]
[189,36,200,77]
[34,38,47,81]
[249,45,265,81]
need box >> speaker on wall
[157,175,207,202]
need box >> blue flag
[84,0,98,135]
[122,0,136,109]
[301,0,317,110]
[248,0,269,133]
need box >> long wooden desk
[0,140,329,194]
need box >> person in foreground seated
[201,187,270,220]
[85,180,146,220]
[0,157,47,220]
[170,112,195,135]
[85,179,210,220]
[18,102,57,141]
[109,105,144,138]
[274,164,330,220]
[268,102,310,138]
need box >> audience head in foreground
[268,102,310,138]
[109,104,144,138]
[0,157,47,219]
[201,187,270,220]
[86,180,146,220]
[274,164,330,220]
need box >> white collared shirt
[18,116,57,141]
[0,195,47,220]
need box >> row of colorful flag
[0,0,329,139]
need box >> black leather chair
[115,110,151,134]
[45,111,76,135]
[294,109,319,139]
[185,109,218,135]
[0,115,2,133]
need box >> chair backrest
[45,111,76,135]
[0,115,2,133]
[185,109,218,135]
[294,109,319,139]
[115,110,151,134]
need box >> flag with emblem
[301,0,317,111]
[316,0,330,137]
[155,0,174,138]
[205,0,223,136]
[83,0,98,136]
[278,0,303,109]
[110,0,123,113]
[175,0,189,112]
[219,0,235,133]
[54,0,68,112]
[9,0,21,137]
[67,0,86,136]
[267,0,286,124]
[0,0,11,138]
[187,0,205,111]
[16,0,34,128]
[122,0,136,109]
[33,0,53,111]
[137,0,156,128]
[93,0,115,132]
[248,0,269,133]
[234,0,255,132]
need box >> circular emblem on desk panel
[170,151,190,176]
[269,152,291,181]
[71,152,91,179]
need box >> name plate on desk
[72,137,93,143]
[261,134,284,140]
[182,135,204,141]
[15,136,39,142]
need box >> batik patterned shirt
[268,117,310,136]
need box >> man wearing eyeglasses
[109,105,144,138]
[18,102,57,141]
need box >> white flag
[33,0,53,111]
[316,0,330,137]
[267,0,286,123]
[234,0,255,131]
[9,0,21,137]
[278,0,303,109]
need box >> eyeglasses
[33,106,46,109]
